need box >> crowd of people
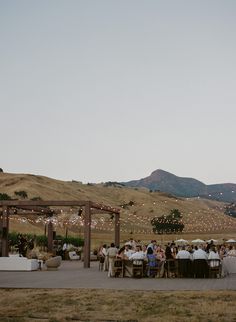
[98,238,236,278]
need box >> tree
[151,208,184,234]
[0,168,3,173]
[170,208,182,219]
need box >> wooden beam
[14,205,54,215]
[0,200,120,215]
[90,201,120,214]
[0,212,2,257]
[0,200,88,207]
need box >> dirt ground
[0,289,236,322]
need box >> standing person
[147,240,157,252]
[164,245,176,277]
[62,241,68,260]
[18,234,28,257]
[172,247,178,259]
[107,242,118,277]
[99,244,108,271]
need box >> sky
[0,0,236,185]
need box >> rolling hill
[1,172,236,243]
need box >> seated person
[123,243,135,259]
[146,247,160,277]
[227,246,236,257]
[208,246,220,267]
[129,245,146,261]
[192,245,208,260]
[147,247,157,262]
[176,246,191,259]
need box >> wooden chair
[113,258,123,277]
[164,259,177,278]
[177,259,192,278]
[131,259,144,278]
[193,259,209,278]
[207,259,222,278]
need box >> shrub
[7,232,84,249]
[60,236,84,247]
[35,235,48,247]
[14,190,28,199]
[8,232,19,246]
[0,193,11,200]
[31,196,42,201]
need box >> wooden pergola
[0,200,120,268]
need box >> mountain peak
[150,169,177,179]
[124,169,236,202]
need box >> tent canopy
[225,239,236,243]
[206,239,218,243]
[191,239,205,243]
[175,239,188,244]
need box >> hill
[1,172,236,243]
[123,169,236,203]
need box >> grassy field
[0,289,236,322]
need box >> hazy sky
[1,1,236,184]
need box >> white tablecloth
[222,256,236,276]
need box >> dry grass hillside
[1,172,236,245]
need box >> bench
[0,255,39,271]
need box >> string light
[4,195,236,235]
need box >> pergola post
[1,206,9,257]
[0,211,2,257]
[115,213,120,247]
[84,201,91,268]
[47,221,53,253]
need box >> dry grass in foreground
[0,289,236,322]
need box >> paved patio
[1,260,236,290]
